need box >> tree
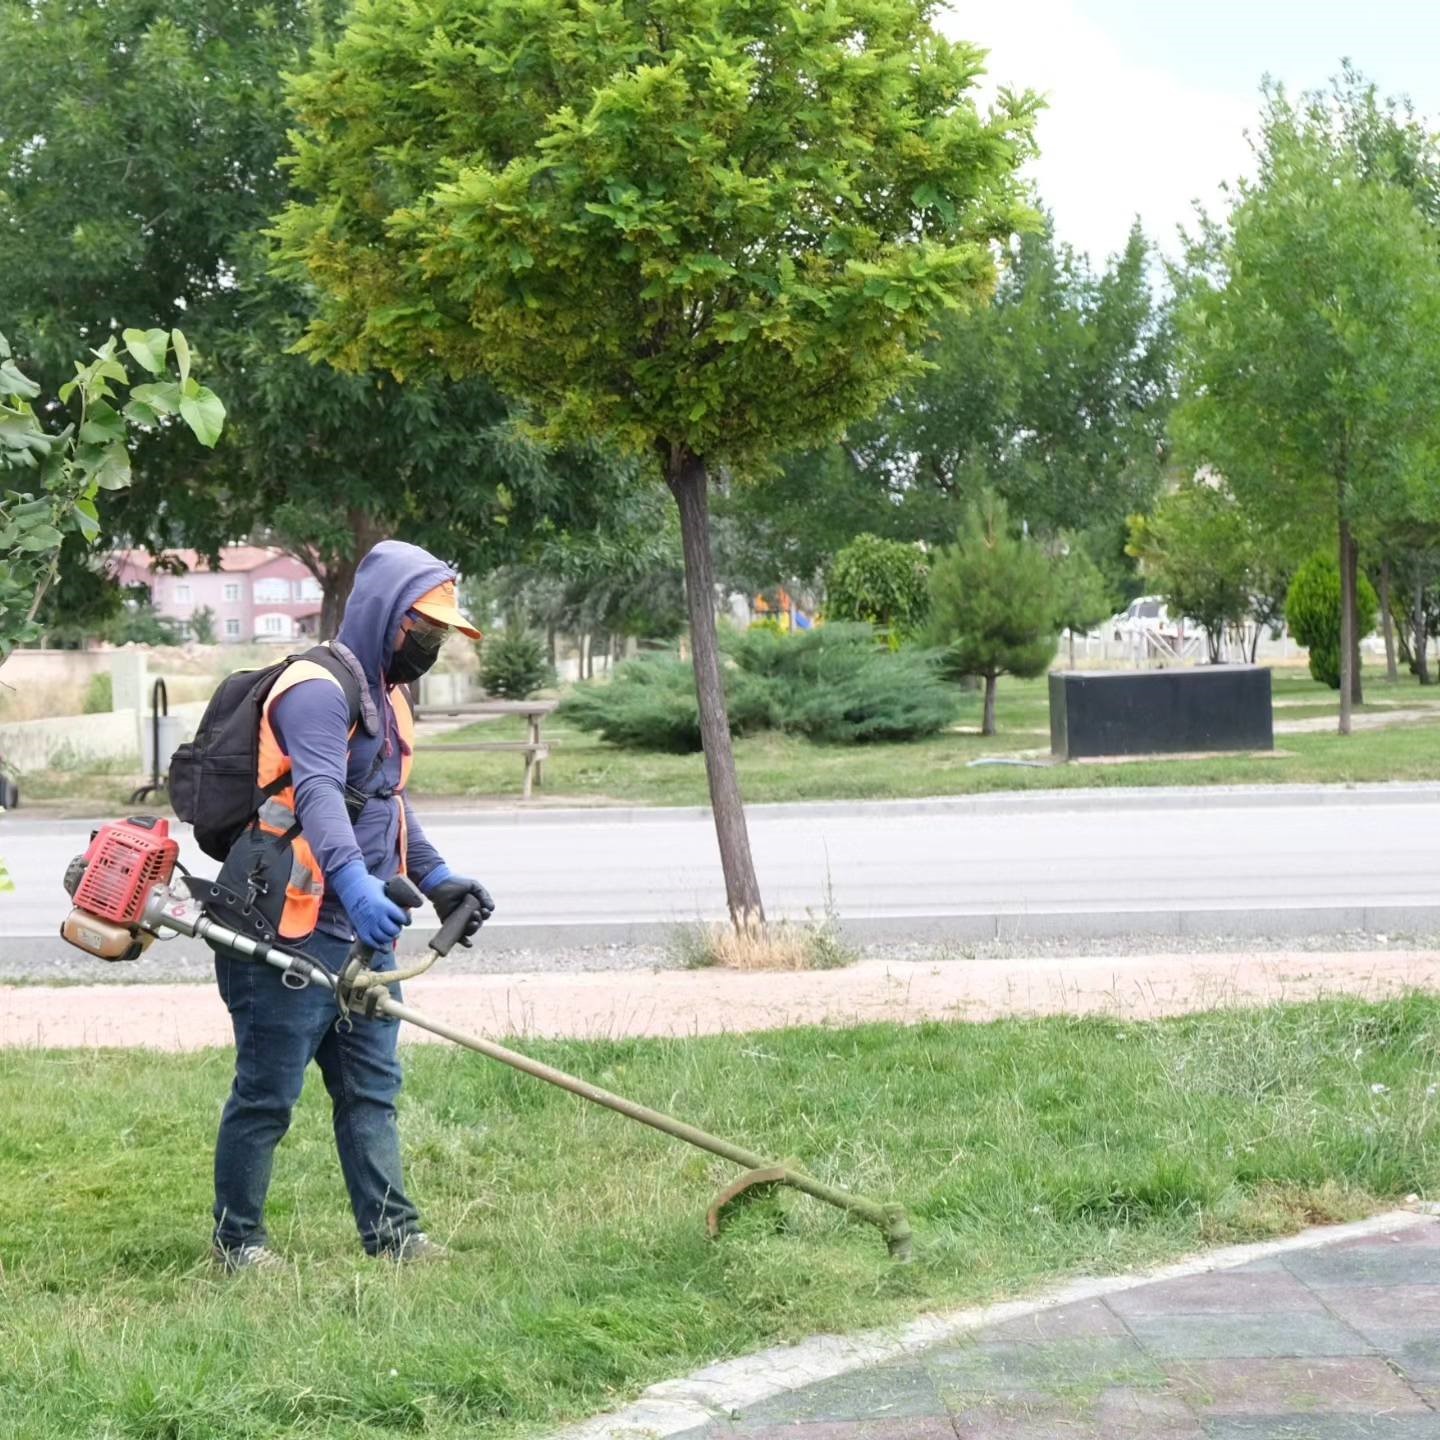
[1050,538,1113,668]
[0,0,623,633]
[1172,82,1440,732]
[277,0,1037,925]
[825,535,930,643]
[1126,480,1256,662]
[1287,550,1379,690]
[188,605,218,645]
[0,327,223,668]
[926,492,1058,735]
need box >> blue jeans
[212,929,421,1255]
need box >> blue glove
[331,859,411,951]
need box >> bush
[560,623,959,751]
[825,534,930,641]
[82,672,113,714]
[479,628,555,699]
[1287,551,1379,689]
[559,656,778,751]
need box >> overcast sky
[943,0,1440,266]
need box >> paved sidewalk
[660,1221,1440,1440]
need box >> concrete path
[10,783,1440,958]
[552,1213,1440,1439]
[5,950,1438,1050]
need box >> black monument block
[1049,666,1274,760]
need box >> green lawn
[408,670,1440,807]
[3,997,1437,1438]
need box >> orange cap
[412,580,482,639]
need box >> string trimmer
[59,816,913,1260]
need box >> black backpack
[171,645,362,861]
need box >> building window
[174,582,192,604]
[223,582,241,603]
[299,577,323,603]
[225,618,241,639]
[258,613,291,638]
[253,578,290,604]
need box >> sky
[944,0,1440,267]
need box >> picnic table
[412,698,558,799]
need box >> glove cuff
[329,858,371,908]
[418,864,454,897]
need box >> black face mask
[387,627,444,686]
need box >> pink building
[111,546,323,644]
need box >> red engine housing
[72,817,180,925]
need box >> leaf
[0,361,40,401]
[123,398,161,426]
[73,496,101,542]
[179,384,226,448]
[91,443,133,490]
[122,328,170,376]
[128,382,182,416]
[17,523,64,551]
[171,328,191,386]
[78,401,125,445]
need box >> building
[111,546,323,643]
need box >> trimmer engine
[61,816,180,961]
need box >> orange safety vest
[253,659,415,940]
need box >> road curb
[543,1210,1436,1440]
[396,782,1440,827]
[6,902,1439,968]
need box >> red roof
[115,545,287,574]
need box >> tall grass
[1,997,1436,1438]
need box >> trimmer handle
[346,874,426,967]
[430,893,484,958]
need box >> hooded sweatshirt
[269,540,453,939]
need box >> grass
[406,670,1440,808]
[3,996,1438,1438]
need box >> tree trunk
[1346,534,1363,707]
[546,624,556,668]
[1338,516,1354,735]
[1067,630,1075,668]
[982,674,998,736]
[668,448,765,927]
[1380,557,1398,683]
[1416,577,1432,685]
[317,509,382,641]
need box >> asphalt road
[7,784,1440,962]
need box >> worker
[211,540,494,1271]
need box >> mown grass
[3,996,1437,1438]
[407,671,1440,807]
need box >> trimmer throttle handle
[430,894,483,958]
[345,874,426,968]
[384,874,426,910]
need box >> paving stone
[1109,1269,1328,1317]
[982,1300,1130,1344]
[1283,1236,1440,1289]
[928,1334,1162,1414]
[1123,1311,1371,1361]
[1362,1333,1440,1385]
[1163,1357,1429,1416]
[1093,1385,1206,1437]
[1311,1287,1440,1336]
[734,1420,957,1439]
[1328,1224,1440,1252]
[730,1366,947,1426]
[1201,1416,1440,1439]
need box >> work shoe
[376,1232,450,1264]
[212,1242,286,1274]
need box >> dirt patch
[5,951,1437,1051]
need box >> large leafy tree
[277,0,1037,924]
[1173,82,1440,733]
[0,0,624,630]
[721,220,1172,592]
